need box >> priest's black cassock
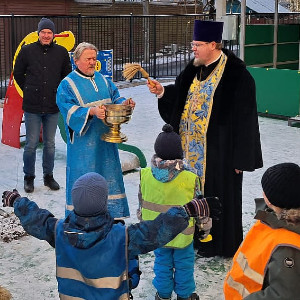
[158,49,263,258]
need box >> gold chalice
[101,103,133,143]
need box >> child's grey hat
[72,172,108,217]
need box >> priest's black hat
[193,20,223,43]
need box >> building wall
[0,0,70,15]
[0,0,202,16]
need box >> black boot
[155,292,171,300]
[177,293,200,300]
[44,174,60,190]
[24,175,35,193]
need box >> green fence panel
[277,63,299,70]
[245,24,300,69]
[277,43,299,62]
[278,24,300,43]
[245,44,273,66]
[248,67,300,117]
[245,24,274,44]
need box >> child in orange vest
[224,162,300,300]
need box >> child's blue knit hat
[72,172,108,216]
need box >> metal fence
[0,12,299,99]
[0,14,204,98]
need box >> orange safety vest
[224,220,300,299]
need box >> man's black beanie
[37,18,55,34]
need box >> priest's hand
[123,98,135,109]
[90,105,106,120]
[147,79,164,97]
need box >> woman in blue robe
[56,42,135,218]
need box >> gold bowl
[101,103,133,143]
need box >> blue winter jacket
[56,218,129,299]
[13,197,190,298]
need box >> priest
[147,20,263,258]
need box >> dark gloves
[205,197,222,220]
[2,189,21,207]
[128,256,141,290]
[184,197,221,220]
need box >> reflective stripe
[57,266,127,289]
[60,293,84,300]
[181,226,194,235]
[66,204,74,211]
[226,275,250,298]
[236,252,264,285]
[142,200,177,213]
[119,293,130,300]
[59,293,129,300]
[108,193,127,200]
[142,201,194,236]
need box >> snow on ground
[0,82,300,300]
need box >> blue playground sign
[69,49,113,80]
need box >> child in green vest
[138,124,217,300]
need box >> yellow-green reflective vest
[140,167,197,248]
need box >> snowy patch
[0,211,27,242]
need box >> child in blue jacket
[2,172,220,300]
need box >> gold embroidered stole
[179,53,227,192]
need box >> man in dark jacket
[147,20,263,258]
[14,17,72,193]
[2,172,221,300]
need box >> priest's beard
[193,57,204,67]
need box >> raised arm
[127,196,220,259]
[2,190,57,248]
